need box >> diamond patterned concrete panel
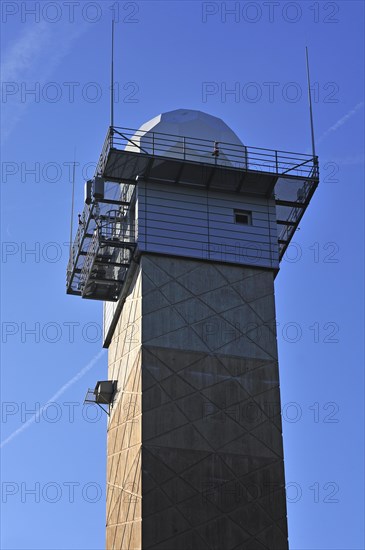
[106,254,288,549]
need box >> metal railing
[77,214,135,293]
[67,201,94,283]
[96,125,318,179]
[66,183,136,293]
[80,230,99,292]
[277,164,318,257]
[98,218,135,244]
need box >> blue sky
[1,1,364,549]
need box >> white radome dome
[126,108,245,167]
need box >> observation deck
[66,125,319,301]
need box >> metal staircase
[67,181,136,301]
[80,212,136,301]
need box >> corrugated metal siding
[138,181,278,269]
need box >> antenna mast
[110,19,115,129]
[305,46,316,162]
[69,151,76,259]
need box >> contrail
[1,349,106,449]
[317,102,364,144]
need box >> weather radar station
[66,25,319,550]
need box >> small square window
[234,210,252,225]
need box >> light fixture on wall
[84,380,117,416]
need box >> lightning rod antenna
[305,46,316,162]
[69,149,76,259]
[110,19,115,130]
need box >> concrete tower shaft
[106,254,287,549]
